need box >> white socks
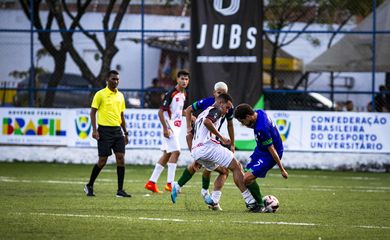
[200,188,209,198]
[150,163,164,183]
[242,189,256,204]
[211,191,222,203]
[167,163,177,183]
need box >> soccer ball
[262,195,279,213]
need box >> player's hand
[220,136,231,146]
[92,130,99,140]
[163,128,171,138]
[281,169,288,179]
[124,136,129,145]
[191,115,197,123]
[230,144,236,153]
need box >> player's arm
[227,119,235,152]
[90,107,99,140]
[185,105,195,149]
[159,90,173,138]
[185,105,194,134]
[203,110,230,145]
[158,108,171,138]
[268,144,288,179]
[120,112,129,145]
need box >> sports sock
[117,166,125,190]
[247,181,263,205]
[200,188,209,197]
[167,163,177,183]
[150,163,164,183]
[202,175,210,190]
[88,164,102,186]
[242,189,256,205]
[211,191,222,203]
[178,167,194,187]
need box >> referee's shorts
[97,125,125,157]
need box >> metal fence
[0,0,389,112]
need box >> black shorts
[97,125,125,157]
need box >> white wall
[0,10,189,89]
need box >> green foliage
[0,162,389,239]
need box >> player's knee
[189,162,200,173]
[202,170,211,178]
[244,177,253,186]
[215,167,229,176]
[97,158,107,168]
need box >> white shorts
[160,130,180,153]
[191,141,234,170]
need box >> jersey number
[193,118,203,139]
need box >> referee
[84,70,131,198]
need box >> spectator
[374,85,386,112]
[367,101,372,112]
[345,100,354,112]
[144,78,165,108]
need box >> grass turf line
[0,162,389,240]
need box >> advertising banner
[260,111,390,153]
[1,108,389,153]
[190,0,263,106]
[0,108,69,146]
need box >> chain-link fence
[0,0,389,112]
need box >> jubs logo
[75,115,91,139]
[213,0,240,16]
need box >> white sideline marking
[1,176,389,193]
[20,212,390,230]
[267,173,379,181]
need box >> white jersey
[192,106,224,148]
[161,87,187,134]
[191,106,234,170]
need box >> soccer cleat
[116,189,131,198]
[84,184,95,197]
[259,206,274,213]
[208,203,223,211]
[246,202,273,213]
[164,182,172,192]
[204,195,222,211]
[246,202,261,212]
[144,181,163,193]
[204,195,214,205]
[171,182,180,203]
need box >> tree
[20,0,131,107]
[264,0,383,89]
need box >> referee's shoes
[116,189,132,198]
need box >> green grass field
[0,162,389,240]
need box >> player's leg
[84,127,111,197]
[113,134,130,197]
[84,156,108,197]
[244,172,262,205]
[166,150,180,191]
[243,154,277,212]
[201,169,211,198]
[202,143,257,210]
[145,151,170,193]
[165,133,181,191]
[208,166,228,203]
[171,161,201,203]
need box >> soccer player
[144,70,190,193]
[171,94,262,212]
[174,82,233,210]
[233,103,288,210]
[84,70,131,198]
